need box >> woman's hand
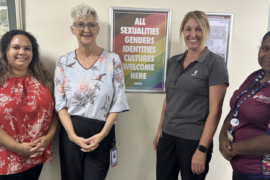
[191,149,206,175]
[219,135,235,161]
[29,136,51,158]
[19,142,38,157]
[153,131,161,151]
[81,133,105,152]
[70,135,88,148]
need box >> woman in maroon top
[220,31,270,180]
[0,30,58,180]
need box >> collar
[176,47,210,62]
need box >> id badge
[227,130,234,142]
[110,147,117,167]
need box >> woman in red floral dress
[0,30,58,180]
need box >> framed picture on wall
[205,13,233,65]
[110,7,172,92]
[0,0,23,36]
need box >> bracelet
[19,144,23,155]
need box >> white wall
[23,0,269,179]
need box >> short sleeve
[54,56,67,112]
[109,54,129,113]
[208,57,229,87]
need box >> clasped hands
[219,135,236,161]
[19,136,50,158]
[71,133,105,152]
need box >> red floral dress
[0,74,53,175]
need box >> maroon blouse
[230,69,270,177]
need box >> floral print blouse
[0,74,53,175]
[54,49,129,121]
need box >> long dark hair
[0,30,52,92]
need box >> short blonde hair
[180,10,210,43]
[70,3,99,25]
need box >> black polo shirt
[162,47,229,140]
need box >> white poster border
[205,12,234,68]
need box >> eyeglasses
[74,22,98,31]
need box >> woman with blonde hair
[0,30,58,180]
[54,3,129,180]
[153,10,228,180]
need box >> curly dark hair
[0,30,52,93]
[262,31,270,45]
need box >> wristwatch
[197,145,208,153]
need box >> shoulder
[237,69,262,89]
[233,70,261,88]
[102,49,122,65]
[169,53,184,61]
[203,52,227,73]
[103,49,120,59]
[56,50,76,64]
[206,51,225,64]
[167,53,184,66]
[28,74,40,84]
[246,69,263,80]
[28,74,51,91]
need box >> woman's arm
[231,134,270,155]
[219,110,235,161]
[0,126,37,156]
[219,110,233,139]
[30,112,59,157]
[0,127,23,154]
[192,83,227,175]
[220,108,270,157]
[58,108,89,149]
[153,97,166,151]
[44,112,59,141]
[83,113,119,152]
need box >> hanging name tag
[230,118,239,127]
[110,147,117,167]
[227,130,234,142]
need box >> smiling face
[183,17,205,51]
[6,34,33,72]
[259,35,270,73]
[71,14,100,46]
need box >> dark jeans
[233,171,269,180]
[59,116,115,180]
[0,164,43,180]
[156,132,213,180]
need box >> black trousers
[0,164,43,180]
[59,116,115,180]
[233,171,269,180]
[156,132,213,180]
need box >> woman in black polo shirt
[153,10,229,180]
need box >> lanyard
[230,70,270,129]
[112,137,116,148]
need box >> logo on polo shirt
[191,70,198,76]
[253,92,270,104]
